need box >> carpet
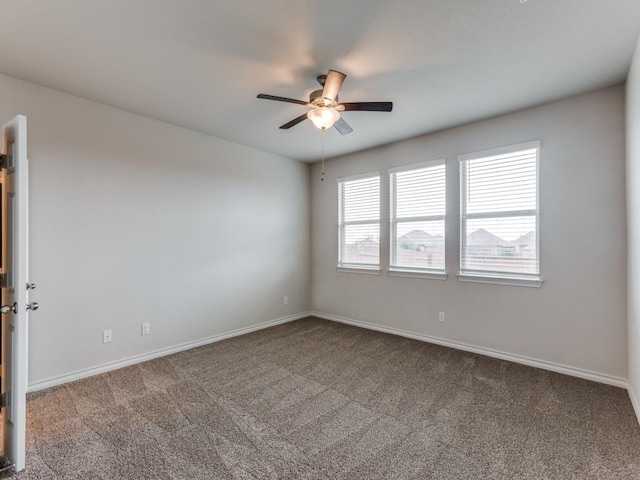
[5,317,640,479]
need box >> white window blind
[338,174,380,268]
[390,160,446,273]
[459,142,540,278]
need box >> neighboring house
[465,228,505,256]
[513,231,536,257]
[399,229,444,251]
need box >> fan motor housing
[309,89,337,107]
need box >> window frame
[458,141,542,287]
[337,172,381,272]
[388,159,447,280]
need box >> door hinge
[0,273,6,289]
[0,392,6,408]
[0,153,7,169]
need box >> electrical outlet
[438,312,446,323]
[102,330,112,343]
[141,322,151,335]
[283,296,288,305]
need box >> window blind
[390,161,446,272]
[338,174,380,268]
[459,143,539,277]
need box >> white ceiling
[1,1,639,162]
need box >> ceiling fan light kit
[257,69,393,135]
[307,106,340,130]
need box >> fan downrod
[317,74,327,87]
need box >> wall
[311,86,627,382]
[627,35,640,418]
[0,74,310,387]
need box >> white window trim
[388,268,448,281]
[457,140,541,162]
[458,141,542,286]
[337,266,381,275]
[337,171,381,183]
[457,273,542,288]
[337,171,381,271]
[389,159,447,277]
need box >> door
[1,115,29,472]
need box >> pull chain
[320,128,326,182]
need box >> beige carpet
[5,317,640,479]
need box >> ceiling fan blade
[333,117,353,135]
[322,70,346,103]
[257,94,309,106]
[279,113,308,129]
[340,102,393,112]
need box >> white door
[1,115,30,472]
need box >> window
[389,160,446,276]
[459,141,541,286]
[338,173,380,270]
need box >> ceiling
[1,1,639,162]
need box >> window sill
[336,266,381,275]
[388,269,448,281]
[457,273,543,288]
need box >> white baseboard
[30,310,632,400]
[28,312,311,393]
[629,383,640,426]
[311,311,628,389]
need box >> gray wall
[311,86,627,380]
[0,70,630,393]
[627,36,640,415]
[0,74,311,386]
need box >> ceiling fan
[257,70,393,135]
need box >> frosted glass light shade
[307,107,340,130]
